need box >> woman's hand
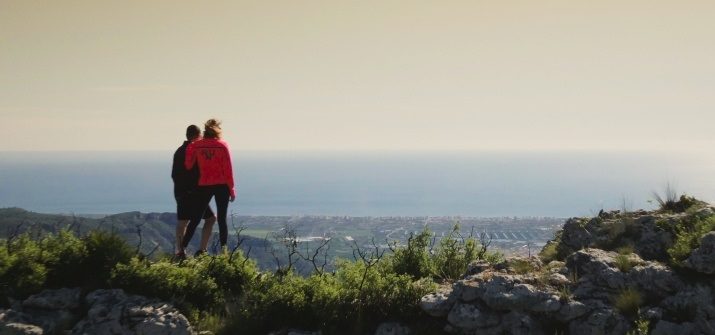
[230,195,236,202]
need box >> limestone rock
[566,249,626,290]
[71,289,194,335]
[446,302,500,331]
[419,286,455,317]
[568,308,629,335]
[0,323,44,335]
[685,232,715,274]
[22,288,81,310]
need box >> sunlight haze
[1,1,714,153]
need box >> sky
[1,1,714,153]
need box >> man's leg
[176,220,189,253]
[199,215,216,252]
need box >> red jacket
[184,138,236,197]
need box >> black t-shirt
[172,141,200,198]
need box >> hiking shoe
[194,249,207,257]
[175,251,187,261]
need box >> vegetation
[667,215,715,267]
[613,288,643,318]
[0,220,505,334]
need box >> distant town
[231,215,564,258]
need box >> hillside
[1,196,714,334]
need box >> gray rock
[420,287,455,317]
[465,260,492,276]
[685,232,715,274]
[557,300,591,321]
[22,288,81,310]
[71,289,194,335]
[560,218,594,252]
[568,308,629,335]
[659,285,715,323]
[374,322,410,335]
[446,302,500,331]
[548,273,570,286]
[566,249,627,289]
[651,320,697,335]
[629,262,683,299]
[480,277,561,313]
[0,323,43,335]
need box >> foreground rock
[0,288,194,335]
[421,201,715,334]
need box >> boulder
[22,288,81,310]
[568,308,629,335]
[419,286,455,317]
[71,289,194,335]
[560,218,594,252]
[566,249,627,290]
[685,232,715,274]
[446,302,500,331]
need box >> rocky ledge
[421,200,715,335]
[0,288,193,335]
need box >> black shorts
[176,191,216,221]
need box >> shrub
[668,216,715,267]
[614,288,642,317]
[510,258,536,275]
[227,258,435,334]
[83,230,136,288]
[539,241,559,263]
[390,228,434,279]
[0,235,46,299]
[432,225,480,280]
[614,254,633,273]
[111,257,223,311]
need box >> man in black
[172,125,216,258]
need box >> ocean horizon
[0,150,712,218]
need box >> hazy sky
[1,1,714,152]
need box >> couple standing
[171,119,236,259]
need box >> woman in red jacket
[182,119,236,252]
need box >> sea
[0,150,712,218]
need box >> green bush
[111,257,223,311]
[390,228,434,279]
[614,254,633,273]
[432,225,479,280]
[668,216,715,267]
[613,288,642,317]
[0,235,47,300]
[227,258,435,334]
[539,241,559,263]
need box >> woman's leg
[213,185,230,247]
[182,188,213,249]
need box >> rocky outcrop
[685,232,715,274]
[421,202,715,334]
[0,288,194,335]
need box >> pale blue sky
[1,1,714,153]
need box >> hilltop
[0,196,714,334]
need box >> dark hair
[203,119,222,139]
[185,125,201,140]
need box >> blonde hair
[203,119,222,139]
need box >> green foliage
[653,184,699,213]
[0,235,47,299]
[614,254,633,273]
[626,316,650,335]
[227,260,434,334]
[111,257,223,311]
[613,288,642,317]
[432,225,479,280]
[509,258,537,275]
[668,216,715,266]
[0,229,137,301]
[539,241,559,263]
[390,228,434,279]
